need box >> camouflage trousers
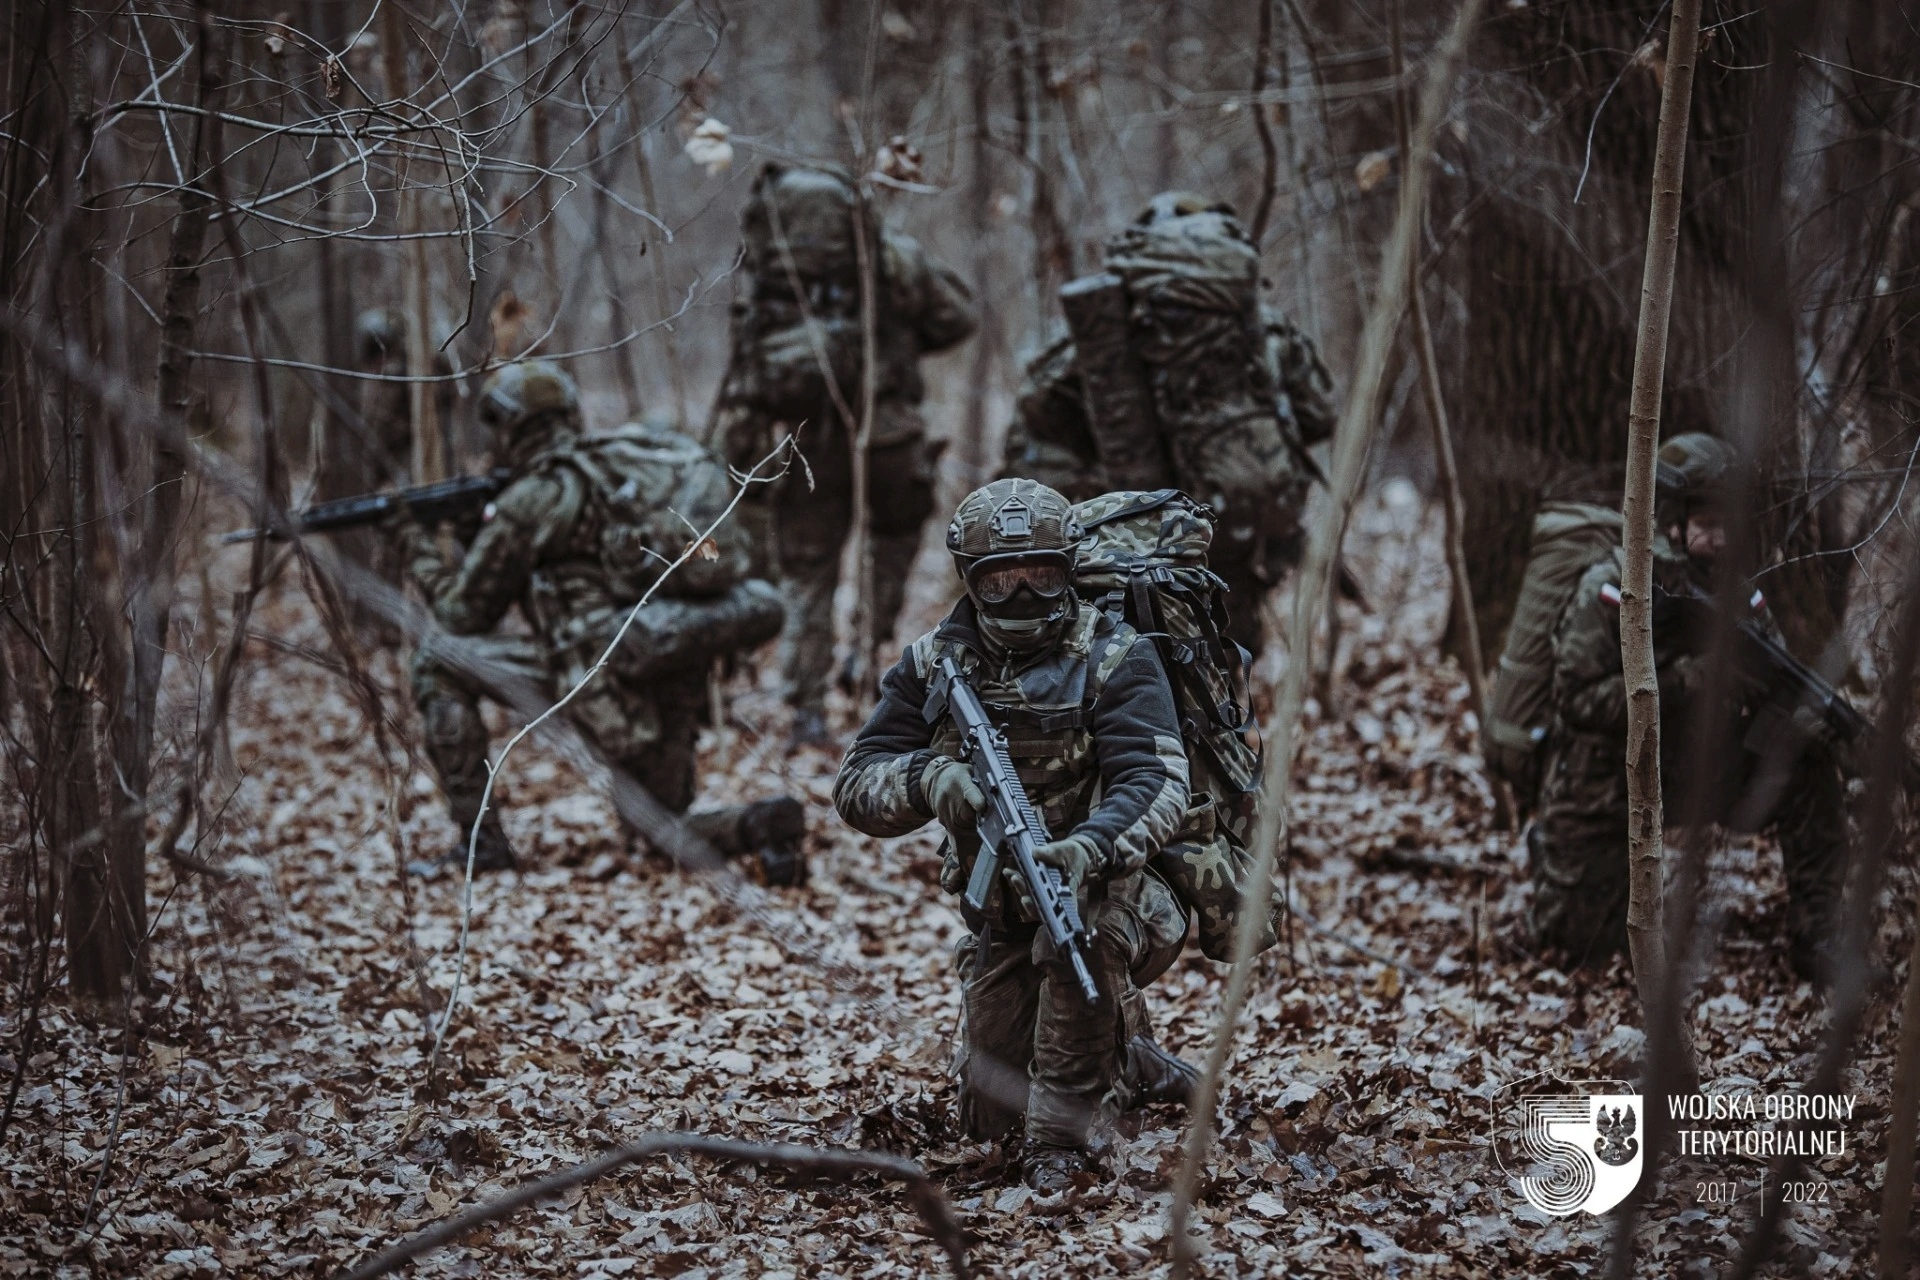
[771,425,938,715]
[410,634,752,852]
[1527,730,1848,967]
[956,867,1187,1150]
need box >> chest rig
[916,601,1127,835]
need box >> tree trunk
[1881,908,1920,1279]
[381,1,443,483]
[958,0,995,476]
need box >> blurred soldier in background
[1523,433,1850,978]
[1000,192,1336,656]
[834,479,1196,1192]
[398,360,805,883]
[354,306,463,481]
[355,307,413,480]
[711,162,978,745]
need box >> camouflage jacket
[1000,304,1336,502]
[1550,543,1792,752]
[712,227,977,465]
[407,423,755,656]
[834,598,1191,897]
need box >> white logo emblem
[1492,1077,1645,1217]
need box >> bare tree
[1619,0,1702,1035]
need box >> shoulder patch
[1599,582,1622,608]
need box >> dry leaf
[694,537,720,562]
[881,9,915,40]
[872,136,924,185]
[1355,149,1393,193]
[683,117,734,176]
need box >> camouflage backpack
[1072,488,1275,959]
[1485,502,1624,802]
[732,165,873,421]
[550,422,748,600]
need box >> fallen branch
[331,1133,968,1280]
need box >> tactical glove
[922,757,986,837]
[1007,833,1103,919]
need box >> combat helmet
[947,479,1083,634]
[1654,432,1737,527]
[355,307,404,364]
[478,359,581,462]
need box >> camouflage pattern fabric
[1071,489,1274,959]
[404,421,781,849]
[1484,502,1625,805]
[999,304,1335,653]
[712,166,976,715]
[1527,545,1849,967]
[954,868,1186,1148]
[835,596,1191,1153]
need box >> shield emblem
[1517,1092,1644,1216]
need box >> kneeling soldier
[399,360,805,882]
[834,479,1195,1191]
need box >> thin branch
[1166,2,1486,1272]
[330,1132,969,1280]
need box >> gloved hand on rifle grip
[1006,833,1103,921]
[922,757,985,839]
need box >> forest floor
[1,484,1906,1278]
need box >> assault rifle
[221,468,513,544]
[1656,579,1869,746]
[929,654,1100,1004]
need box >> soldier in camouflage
[355,307,413,478]
[1000,192,1337,655]
[711,163,978,745]
[1527,434,1849,977]
[834,479,1198,1192]
[399,360,804,882]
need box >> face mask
[974,592,1073,654]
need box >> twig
[1166,2,1486,1271]
[1249,0,1280,246]
[330,1132,969,1280]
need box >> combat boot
[741,796,808,887]
[686,796,809,886]
[1124,1034,1200,1109]
[1022,1143,1102,1194]
[409,815,519,878]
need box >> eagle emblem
[1594,1104,1639,1167]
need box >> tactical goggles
[962,551,1074,605]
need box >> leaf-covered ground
[2,485,1905,1277]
